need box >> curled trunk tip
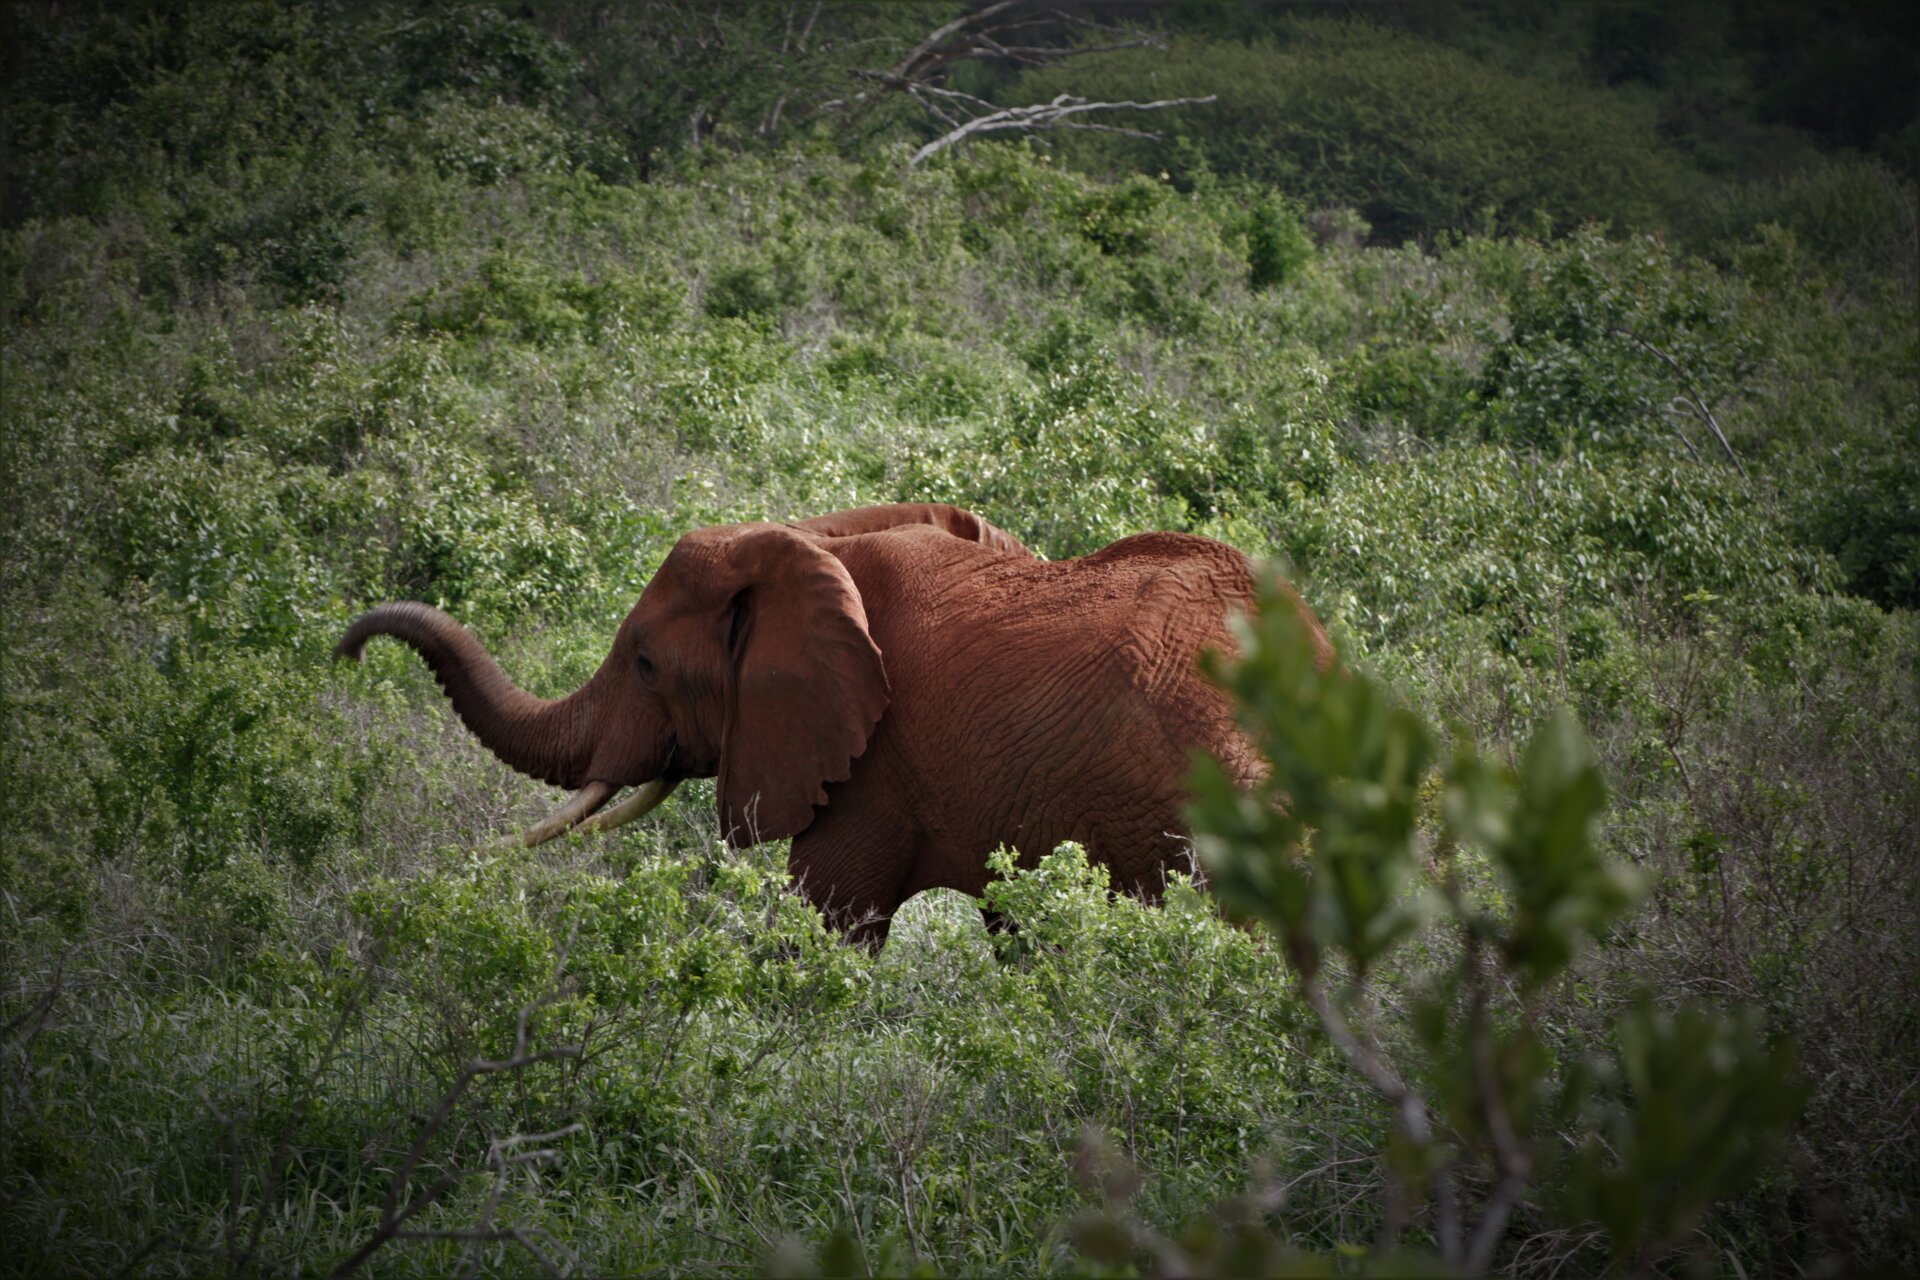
[333,602,598,788]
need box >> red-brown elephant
[336,503,1331,947]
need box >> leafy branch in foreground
[1067,569,1806,1276]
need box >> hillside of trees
[3,3,1914,1275]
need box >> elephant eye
[636,652,657,681]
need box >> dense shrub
[1013,20,1700,243]
[1162,577,1808,1276]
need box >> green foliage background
[2,3,1914,1275]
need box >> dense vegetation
[2,3,1914,1275]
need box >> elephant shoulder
[1084,532,1257,599]
[1076,534,1254,699]
[790,503,1033,557]
[826,522,1026,634]
[1090,532,1334,674]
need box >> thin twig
[1608,326,1749,479]
[1300,975,1457,1260]
[329,957,584,1279]
[1463,976,1532,1272]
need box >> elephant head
[336,522,890,847]
[338,503,1025,848]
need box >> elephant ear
[716,527,889,845]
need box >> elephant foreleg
[788,859,910,952]
[785,796,918,953]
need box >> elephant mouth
[518,776,681,847]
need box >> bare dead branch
[796,0,823,52]
[448,1125,586,1280]
[852,68,992,108]
[890,0,1024,81]
[759,93,789,138]
[1607,326,1749,479]
[974,37,1159,65]
[837,3,1188,159]
[909,93,1214,167]
[920,99,965,132]
[1039,121,1169,141]
[330,954,585,1280]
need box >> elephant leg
[785,800,918,953]
[792,863,908,952]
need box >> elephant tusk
[575,777,680,836]
[520,779,616,847]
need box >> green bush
[1162,573,1806,1275]
[1291,447,1834,663]
[1473,229,1760,458]
[905,356,1225,558]
[1794,444,1920,610]
[1689,155,1920,285]
[1242,192,1316,291]
[1014,21,1699,243]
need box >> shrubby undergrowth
[2,5,1915,1276]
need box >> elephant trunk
[335,602,598,790]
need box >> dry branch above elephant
[336,502,1332,947]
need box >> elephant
[335,502,1332,947]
